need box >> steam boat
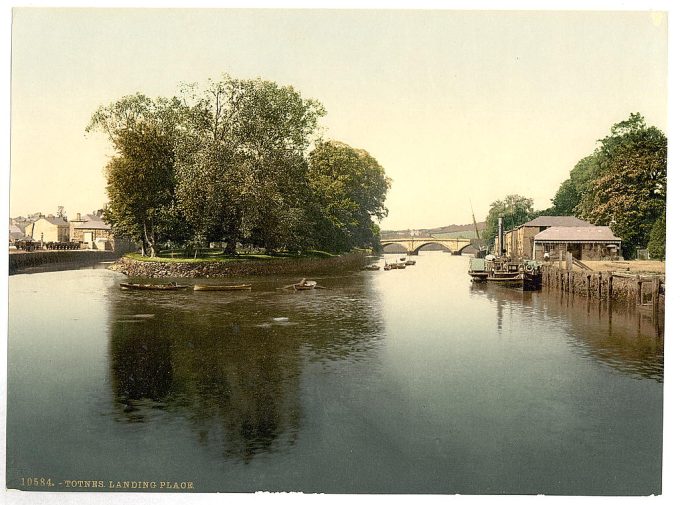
[468,255,542,290]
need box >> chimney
[498,217,504,255]
[76,213,81,221]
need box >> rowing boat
[294,280,317,291]
[193,284,252,291]
[120,282,190,291]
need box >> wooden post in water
[566,251,573,271]
[559,250,563,271]
[567,270,574,293]
[652,277,660,321]
[608,273,614,300]
[636,275,642,305]
[598,272,603,299]
[586,274,591,299]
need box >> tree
[175,76,326,253]
[482,194,535,246]
[576,113,667,258]
[546,155,600,216]
[647,214,665,260]
[87,94,186,256]
[307,141,391,253]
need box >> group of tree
[483,113,667,259]
[87,75,391,257]
[482,194,535,245]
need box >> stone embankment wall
[9,250,121,275]
[542,265,665,314]
[110,251,367,278]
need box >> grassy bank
[128,249,337,263]
[111,250,367,278]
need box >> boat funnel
[498,217,504,255]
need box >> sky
[8,7,669,232]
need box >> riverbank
[109,250,368,278]
[9,250,122,275]
[541,264,665,316]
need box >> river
[6,251,663,495]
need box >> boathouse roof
[522,216,594,228]
[533,226,621,243]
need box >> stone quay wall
[9,250,121,275]
[109,251,368,278]
[541,265,665,315]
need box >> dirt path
[578,260,665,275]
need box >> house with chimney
[70,212,114,249]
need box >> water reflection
[107,274,385,462]
[469,283,664,382]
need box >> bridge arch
[459,243,482,255]
[381,242,409,253]
[412,241,457,254]
[379,237,474,255]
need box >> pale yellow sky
[9,8,668,230]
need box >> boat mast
[470,200,481,240]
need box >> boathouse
[532,226,622,261]
[502,216,593,259]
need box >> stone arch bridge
[380,237,484,255]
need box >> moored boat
[193,283,252,291]
[120,282,190,291]
[468,256,541,290]
[293,280,317,291]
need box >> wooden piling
[636,275,642,305]
[598,272,602,299]
[652,277,660,321]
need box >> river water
[6,252,663,495]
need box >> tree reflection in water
[108,276,384,462]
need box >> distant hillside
[428,222,486,234]
[381,222,486,240]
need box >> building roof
[73,219,111,231]
[521,216,594,228]
[39,216,69,227]
[533,226,622,242]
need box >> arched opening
[459,243,482,256]
[382,243,408,254]
[413,242,455,255]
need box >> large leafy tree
[547,155,599,216]
[647,214,665,260]
[307,141,391,253]
[576,113,666,258]
[87,94,187,256]
[482,194,535,245]
[175,76,325,253]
